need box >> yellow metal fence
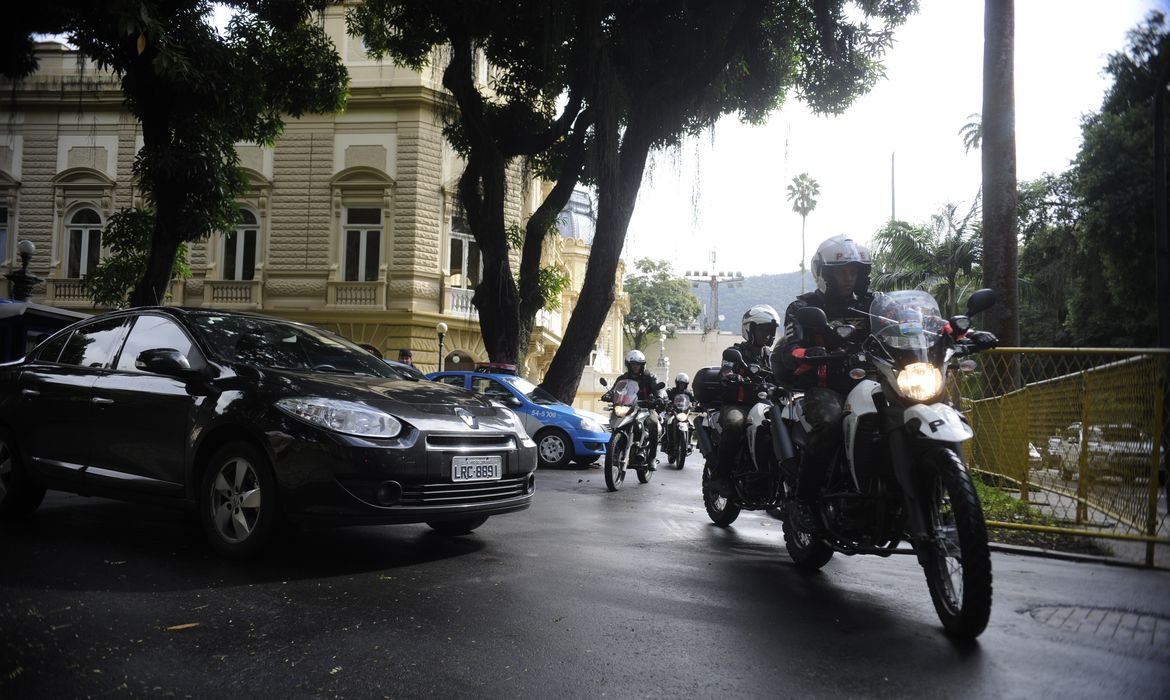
[956,348,1169,567]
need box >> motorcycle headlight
[613,405,631,417]
[580,418,603,433]
[895,362,944,402]
[676,412,689,422]
[276,397,402,438]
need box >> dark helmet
[741,304,780,348]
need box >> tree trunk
[128,226,180,307]
[981,0,1019,347]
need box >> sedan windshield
[501,375,562,405]
[188,313,396,377]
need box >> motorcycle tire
[604,432,629,492]
[636,465,653,484]
[676,446,687,470]
[701,462,740,527]
[920,447,993,639]
[782,506,834,570]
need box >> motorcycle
[662,393,694,469]
[694,288,998,639]
[599,377,665,491]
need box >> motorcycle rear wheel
[782,505,834,570]
[702,462,740,526]
[920,447,993,639]
[604,432,629,492]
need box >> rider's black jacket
[666,387,695,405]
[776,289,873,394]
[719,340,773,404]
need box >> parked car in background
[384,358,429,381]
[1044,422,1156,482]
[0,308,537,558]
[429,364,609,468]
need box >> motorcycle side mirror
[748,363,761,375]
[965,288,997,316]
[655,382,666,391]
[949,315,971,336]
[598,377,608,387]
[722,347,745,364]
[795,305,829,329]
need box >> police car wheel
[535,428,573,468]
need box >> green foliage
[870,199,982,318]
[1064,11,1168,346]
[538,266,572,311]
[1016,173,1079,346]
[624,259,703,351]
[786,173,820,218]
[82,208,190,309]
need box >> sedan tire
[535,428,574,468]
[0,427,45,520]
[200,441,280,560]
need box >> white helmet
[741,304,781,346]
[811,234,871,294]
[625,349,646,374]
[674,372,689,389]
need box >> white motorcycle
[663,393,694,469]
[599,377,665,491]
[698,288,999,639]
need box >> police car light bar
[475,362,518,375]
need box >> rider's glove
[965,330,999,350]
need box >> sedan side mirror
[136,348,198,377]
[507,396,522,408]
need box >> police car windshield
[501,375,561,405]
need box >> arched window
[222,209,258,281]
[66,207,103,278]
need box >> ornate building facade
[0,8,625,387]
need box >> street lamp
[436,322,448,372]
[6,240,43,302]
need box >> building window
[0,206,8,267]
[448,207,480,290]
[66,207,103,279]
[222,209,258,281]
[343,207,381,282]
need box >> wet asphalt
[2,461,1169,698]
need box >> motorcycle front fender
[904,403,973,442]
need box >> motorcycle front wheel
[604,432,629,491]
[701,461,740,526]
[676,437,687,469]
[920,447,993,639]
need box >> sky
[622,0,1167,279]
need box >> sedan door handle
[91,397,114,405]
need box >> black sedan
[0,307,537,558]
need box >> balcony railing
[203,279,262,309]
[328,280,385,308]
[449,287,478,319]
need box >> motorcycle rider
[610,349,666,468]
[778,235,997,532]
[664,372,695,457]
[710,304,782,494]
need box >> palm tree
[786,172,820,293]
[959,113,982,154]
[870,199,983,318]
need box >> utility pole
[684,250,744,335]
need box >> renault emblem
[455,407,478,429]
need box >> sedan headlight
[276,397,402,438]
[895,362,944,402]
[580,418,603,433]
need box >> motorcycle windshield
[673,394,691,411]
[869,290,948,362]
[611,378,640,408]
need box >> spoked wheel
[0,427,45,520]
[701,461,740,526]
[920,447,992,639]
[781,504,834,570]
[200,441,280,560]
[604,432,629,491]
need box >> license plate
[451,455,502,482]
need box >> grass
[974,479,1114,557]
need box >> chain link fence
[952,348,1169,567]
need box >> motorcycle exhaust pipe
[770,406,796,463]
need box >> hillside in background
[687,270,814,333]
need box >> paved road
[2,462,1169,698]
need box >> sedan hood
[259,369,497,415]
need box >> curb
[988,541,1169,571]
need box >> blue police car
[428,364,609,468]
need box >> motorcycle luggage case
[692,366,722,406]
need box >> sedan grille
[425,435,516,450]
[400,476,528,506]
